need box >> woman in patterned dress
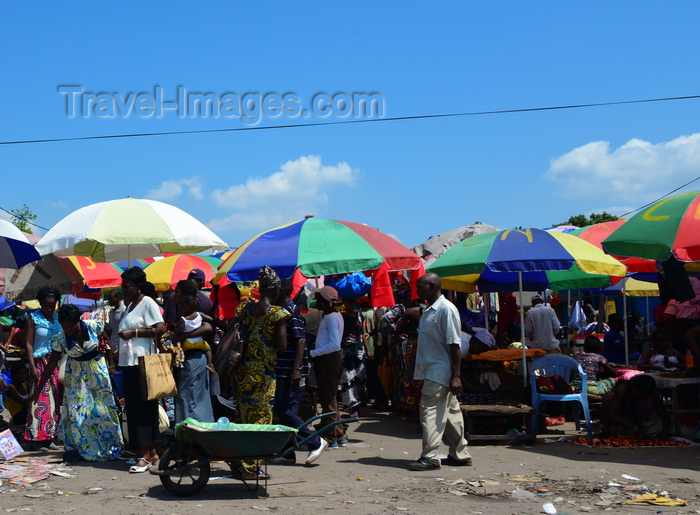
[233,266,289,480]
[24,286,63,450]
[32,304,123,461]
[395,305,423,421]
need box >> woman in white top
[117,267,165,473]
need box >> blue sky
[2,3,700,252]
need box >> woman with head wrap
[232,265,289,480]
[32,304,123,462]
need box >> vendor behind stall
[600,374,671,437]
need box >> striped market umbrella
[216,217,422,282]
[429,228,626,293]
[602,191,700,261]
[428,228,626,384]
[36,198,227,263]
[145,254,222,290]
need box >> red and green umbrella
[569,221,657,274]
[216,217,422,282]
[602,192,700,261]
[144,254,222,291]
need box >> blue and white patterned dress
[52,319,123,461]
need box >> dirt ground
[0,409,699,515]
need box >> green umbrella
[602,191,700,261]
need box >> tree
[554,212,619,228]
[10,204,38,234]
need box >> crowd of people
[2,264,700,480]
[0,264,475,475]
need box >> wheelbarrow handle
[282,415,359,454]
[296,412,336,430]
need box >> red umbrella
[570,221,656,274]
[66,256,124,289]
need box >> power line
[1,94,699,146]
[619,176,700,218]
[0,206,50,232]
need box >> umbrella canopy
[570,220,656,273]
[428,228,626,292]
[413,222,499,267]
[217,217,422,282]
[0,219,42,269]
[144,254,222,291]
[2,254,84,302]
[544,225,579,233]
[65,255,124,289]
[115,256,160,270]
[602,191,700,261]
[35,198,228,262]
[211,249,236,261]
[597,277,659,297]
[428,228,626,385]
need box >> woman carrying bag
[116,267,165,473]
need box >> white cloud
[545,133,700,202]
[50,201,68,209]
[211,155,358,209]
[208,212,293,235]
[147,177,204,201]
[208,155,359,235]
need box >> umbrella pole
[484,294,490,333]
[645,295,650,338]
[622,277,629,366]
[518,271,527,386]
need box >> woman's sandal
[129,458,152,473]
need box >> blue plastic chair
[530,354,592,435]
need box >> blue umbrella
[0,220,41,269]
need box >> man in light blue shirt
[409,273,472,471]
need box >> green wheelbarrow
[151,413,358,497]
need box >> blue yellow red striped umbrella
[216,217,422,282]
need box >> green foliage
[554,212,619,228]
[10,204,37,234]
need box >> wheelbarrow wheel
[158,444,210,496]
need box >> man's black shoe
[408,457,440,471]
[442,455,472,466]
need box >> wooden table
[651,374,700,435]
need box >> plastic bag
[326,272,372,299]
